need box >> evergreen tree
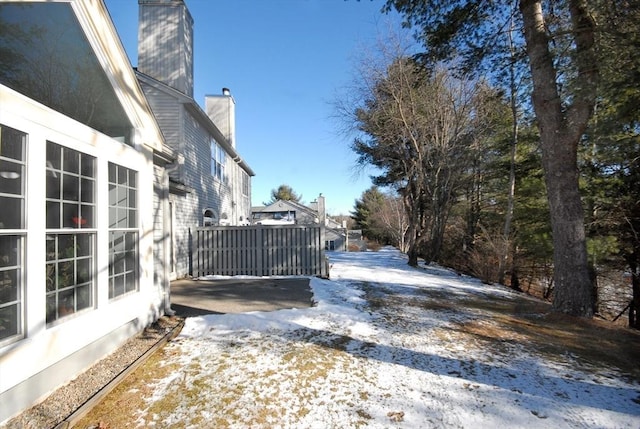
[384,0,602,317]
[580,0,640,327]
[351,186,387,243]
[265,184,302,205]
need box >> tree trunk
[630,273,640,329]
[404,190,422,267]
[407,246,419,267]
[520,0,596,317]
[498,13,519,286]
[626,256,640,329]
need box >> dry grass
[76,329,373,429]
[74,347,183,428]
[409,288,640,381]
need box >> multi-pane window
[0,125,26,343]
[242,171,249,196]
[210,140,226,182]
[45,142,95,324]
[108,163,138,299]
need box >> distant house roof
[252,199,346,229]
[256,200,316,216]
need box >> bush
[364,240,382,251]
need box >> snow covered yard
[81,247,640,428]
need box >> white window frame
[210,140,226,183]
[108,162,139,300]
[0,124,27,345]
[45,141,97,325]
[242,171,249,196]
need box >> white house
[136,0,255,280]
[0,0,175,423]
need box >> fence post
[189,227,195,277]
[256,226,264,276]
[320,225,328,278]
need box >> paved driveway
[170,277,313,316]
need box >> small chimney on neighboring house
[317,193,326,225]
[205,88,236,148]
[138,0,194,97]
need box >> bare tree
[350,55,486,266]
[371,191,410,252]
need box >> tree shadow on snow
[288,326,640,416]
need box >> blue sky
[104,0,401,215]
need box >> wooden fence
[191,225,328,278]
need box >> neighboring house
[0,0,175,423]
[252,199,312,226]
[136,0,254,280]
[252,195,348,251]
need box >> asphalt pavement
[169,277,313,317]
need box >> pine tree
[265,184,302,205]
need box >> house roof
[135,71,255,177]
[73,0,173,160]
[253,199,346,229]
[255,200,317,217]
[0,0,174,162]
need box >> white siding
[0,86,164,423]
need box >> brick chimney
[138,0,194,97]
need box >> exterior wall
[0,86,165,423]
[325,228,347,251]
[153,163,170,308]
[139,83,182,147]
[169,192,197,278]
[252,200,347,251]
[168,109,235,278]
[253,201,318,225]
[145,99,249,279]
[233,166,252,225]
[296,209,319,224]
[137,0,253,279]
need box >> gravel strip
[1,315,184,429]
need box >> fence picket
[191,225,328,278]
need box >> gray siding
[140,80,252,279]
[325,228,347,251]
[153,164,167,287]
[170,193,197,277]
[138,0,194,96]
[167,108,240,278]
[141,83,181,144]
